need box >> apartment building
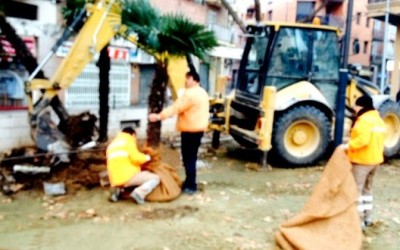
[236,0,374,68]
[368,0,400,97]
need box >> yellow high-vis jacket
[160,85,209,132]
[106,132,149,187]
[348,110,386,165]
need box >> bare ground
[1,142,400,250]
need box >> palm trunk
[97,44,110,143]
[0,14,46,78]
[146,63,168,148]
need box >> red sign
[0,36,37,62]
[56,41,129,61]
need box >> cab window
[266,28,310,89]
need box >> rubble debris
[63,112,98,148]
[99,171,109,187]
[43,182,66,196]
[13,165,51,174]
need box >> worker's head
[122,126,136,136]
[354,95,374,114]
[185,70,200,88]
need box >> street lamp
[380,0,390,93]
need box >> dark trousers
[181,131,204,191]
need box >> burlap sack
[275,148,362,250]
[142,148,182,202]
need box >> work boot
[130,191,145,205]
[365,219,373,227]
[182,188,197,195]
[108,188,120,202]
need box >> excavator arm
[27,0,187,149]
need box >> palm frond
[120,0,161,51]
[158,14,218,60]
[62,0,91,25]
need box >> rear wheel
[272,106,331,166]
[378,100,400,158]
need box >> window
[268,10,273,21]
[311,30,340,108]
[366,17,371,28]
[312,31,340,80]
[356,12,361,25]
[296,2,315,22]
[0,68,28,110]
[238,27,270,96]
[364,41,369,54]
[267,28,310,89]
[207,10,217,25]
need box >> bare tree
[220,0,246,33]
[254,0,261,23]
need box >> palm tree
[62,0,110,142]
[119,0,218,148]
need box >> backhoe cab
[210,23,400,166]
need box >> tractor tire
[272,106,331,166]
[378,100,400,158]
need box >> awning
[208,46,243,60]
[0,36,37,62]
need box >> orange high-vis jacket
[106,132,149,187]
[160,85,209,132]
[348,110,386,165]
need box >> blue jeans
[181,132,204,191]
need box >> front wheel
[272,106,331,166]
[378,100,400,158]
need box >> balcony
[320,14,345,29]
[208,24,235,44]
[367,0,400,25]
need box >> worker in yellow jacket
[149,70,209,194]
[107,127,160,204]
[341,95,386,229]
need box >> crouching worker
[107,127,160,205]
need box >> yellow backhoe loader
[209,22,400,166]
[25,0,187,151]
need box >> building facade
[235,0,374,68]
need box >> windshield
[237,26,270,96]
[266,28,310,88]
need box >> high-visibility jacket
[106,132,149,187]
[160,84,209,132]
[348,110,386,165]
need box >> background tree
[120,0,218,148]
[0,1,46,78]
[220,0,246,33]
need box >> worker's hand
[338,144,349,151]
[148,113,161,123]
[145,154,151,162]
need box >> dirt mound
[0,143,181,196]
[0,146,107,194]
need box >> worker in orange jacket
[341,95,386,229]
[107,127,160,204]
[149,70,209,194]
